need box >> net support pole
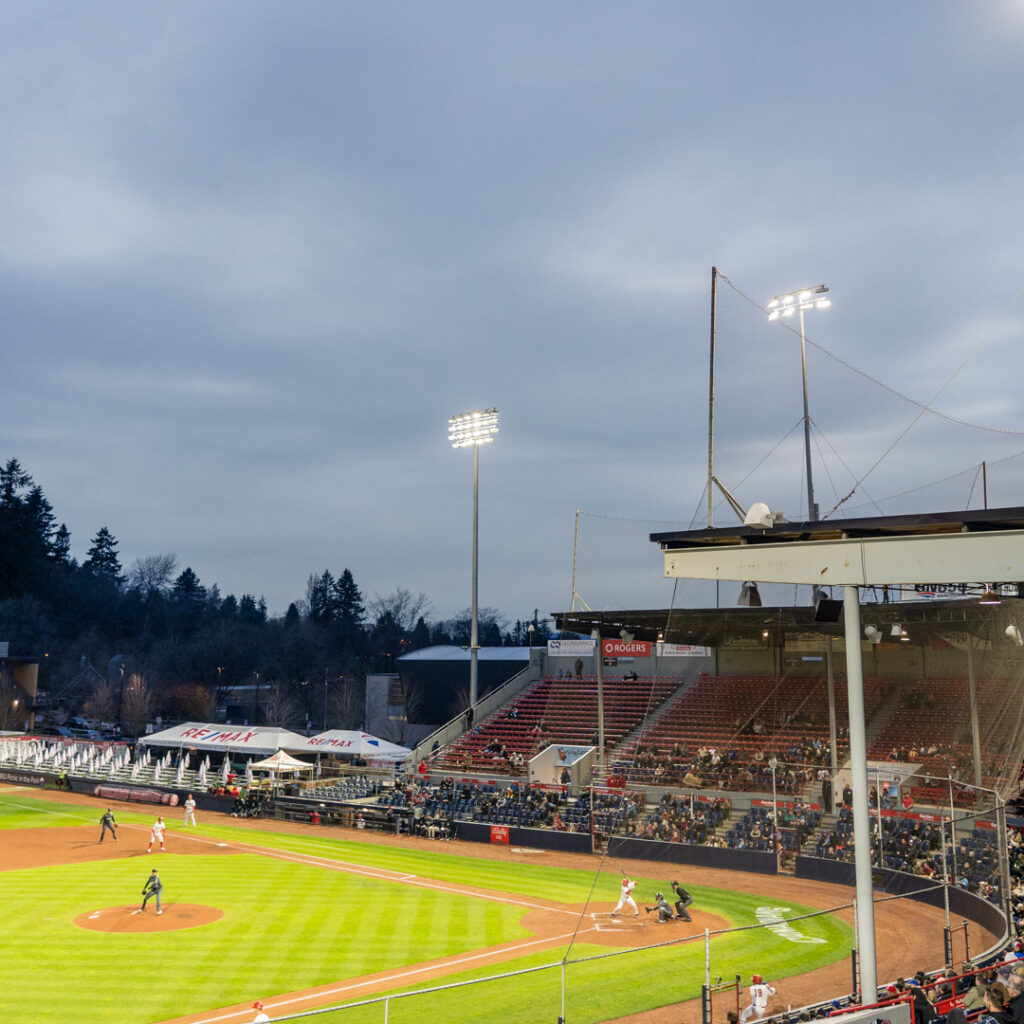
[966,639,983,790]
[843,585,877,999]
[561,961,566,1024]
[705,928,711,988]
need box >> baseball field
[0,784,971,1024]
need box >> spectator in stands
[983,983,1012,1024]
[573,658,583,678]
[1001,973,1024,1024]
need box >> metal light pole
[323,668,329,731]
[449,408,499,709]
[766,285,831,523]
[592,629,605,765]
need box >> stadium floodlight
[766,283,831,526]
[448,408,500,448]
[448,407,500,709]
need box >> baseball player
[644,892,674,922]
[183,794,197,827]
[671,879,693,921]
[252,1000,270,1023]
[147,815,167,852]
[99,808,118,843]
[740,974,776,1022]
[141,868,163,914]
[610,875,639,918]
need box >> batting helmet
[752,974,763,985]
[254,1002,263,1010]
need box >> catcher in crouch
[644,892,675,922]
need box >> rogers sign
[602,638,651,658]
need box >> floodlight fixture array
[767,284,831,321]
[449,408,500,448]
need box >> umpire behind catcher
[671,880,693,921]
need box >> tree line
[0,458,551,734]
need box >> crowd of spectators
[812,801,1005,903]
[615,737,834,794]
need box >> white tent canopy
[139,723,310,756]
[303,730,411,760]
[249,749,314,773]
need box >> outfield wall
[455,820,592,853]
[796,855,1008,945]
[607,835,777,873]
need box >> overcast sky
[3,3,1023,624]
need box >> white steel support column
[593,630,606,764]
[842,585,876,998]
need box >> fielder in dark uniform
[644,892,675,922]
[141,869,163,914]
[671,880,693,921]
[99,808,118,843]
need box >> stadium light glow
[766,283,831,526]
[448,408,500,449]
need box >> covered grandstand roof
[552,598,1013,647]
[649,505,1024,550]
[398,645,529,662]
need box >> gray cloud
[1,2,1022,621]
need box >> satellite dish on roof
[743,501,773,529]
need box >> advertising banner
[547,638,594,657]
[602,638,651,658]
[657,642,712,657]
[490,825,510,845]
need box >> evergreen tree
[239,593,267,624]
[332,568,365,646]
[83,527,123,585]
[0,461,61,598]
[52,524,72,565]
[171,567,206,636]
[409,615,431,651]
[307,570,334,624]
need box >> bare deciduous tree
[121,673,153,737]
[83,682,117,725]
[0,671,24,731]
[126,554,178,596]
[262,682,296,728]
[368,588,432,633]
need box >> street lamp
[448,407,500,708]
[766,284,831,523]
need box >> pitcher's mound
[75,904,223,933]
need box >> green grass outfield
[0,791,853,1024]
